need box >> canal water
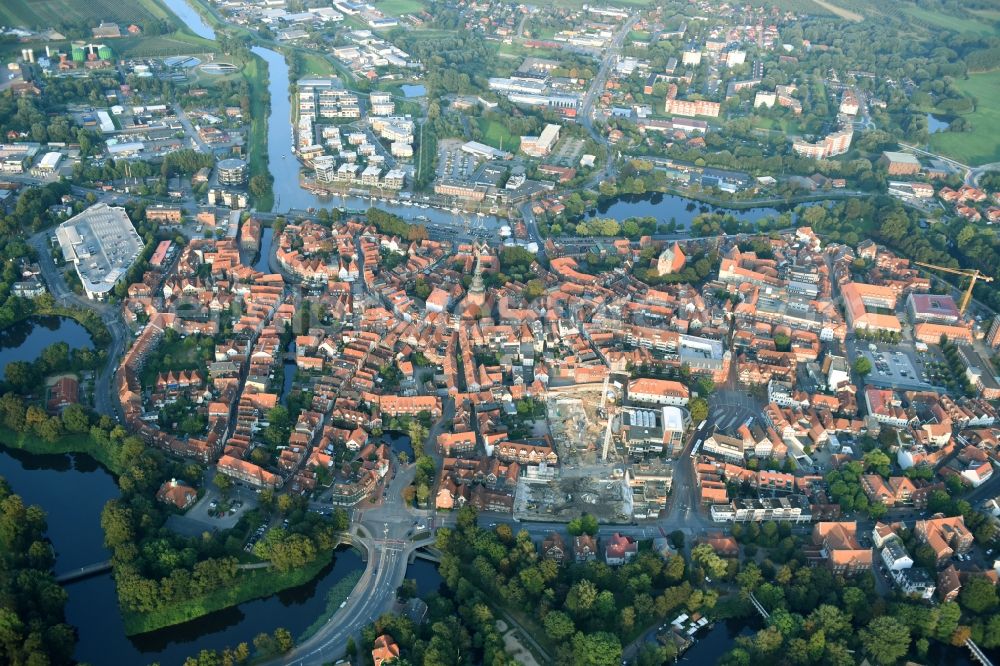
[0,316,94,380]
[162,0,216,39]
[582,192,795,230]
[0,446,373,665]
[253,226,274,273]
[248,44,504,230]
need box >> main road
[579,14,640,188]
[28,230,129,420]
[275,457,433,665]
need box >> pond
[380,431,414,460]
[0,316,94,380]
[0,447,367,666]
[405,559,443,597]
[400,84,426,98]
[927,113,952,134]
[581,192,798,230]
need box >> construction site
[511,380,633,523]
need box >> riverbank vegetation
[0,476,77,665]
[121,551,334,635]
[298,565,364,642]
[106,454,348,635]
[242,51,274,212]
[0,373,351,637]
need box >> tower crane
[912,262,993,314]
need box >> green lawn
[116,31,218,58]
[497,41,560,59]
[123,553,335,635]
[754,0,836,13]
[901,3,997,34]
[374,0,425,16]
[0,0,174,32]
[244,53,274,212]
[297,51,336,77]
[970,8,1000,22]
[751,115,800,134]
[930,71,1000,166]
[478,119,520,152]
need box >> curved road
[274,459,432,665]
[28,230,128,420]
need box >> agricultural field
[930,71,1000,166]
[900,3,998,35]
[478,119,520,152]
[0,0,175,32]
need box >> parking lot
[548,137,585,167]
[165,485,257,537]
[857,342,938,391]
[436,140,478,180]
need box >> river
[162,0,216,39]
[0,316,94,380]
[247,45,506,231]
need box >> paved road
[968,162,1000,187]
[277,457,428,665]
[579,14,639,188]
[173,103,213,154]
[28,230,129,420]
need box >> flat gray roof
[56,203,141,296]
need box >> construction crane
[913,262,994,314]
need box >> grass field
[297,51,336,77]
[244,53,274,212]
[0,0,174,32]
[497,41,560,59]
[478,119,520,152]
[901,4,997,34]
[808,0,863,21]
[970,8,1000,22]
[116,31,218,58]
[930,71,1000,166]
[374,0,426,16]
[752,115,801,134]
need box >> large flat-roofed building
[520,123,561,157]
[460,141,512,161]
[56,203,142,300]
[880,151,921,176]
